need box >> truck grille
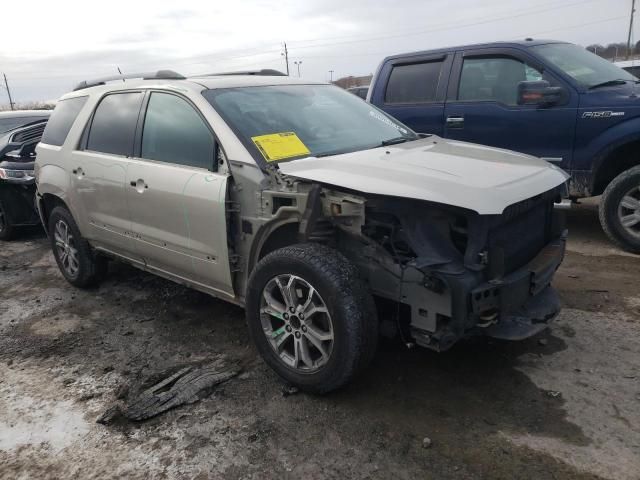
[10,122,47,143]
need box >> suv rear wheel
[245,243,378,393]
[600,165,640,253]
[48,206,107,287]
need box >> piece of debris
[97,359,239,424]
[547,391,561,398]
[567,274,579,279]
[422,437,432,449]
[538,338,548,346]
[281,385,299,397]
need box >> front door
[127,91,233,297]
[443,48,578,170]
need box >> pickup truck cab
[369,39,640,252]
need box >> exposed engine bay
[228,160,566,353]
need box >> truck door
[370,53,453,136]
[443,48,578,170]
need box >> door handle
[130,179,148,192]
[446,116,465,129]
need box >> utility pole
[329,70,334,82]
[3,73,15,111]
[282,42,290,76]
[627,0,636,60]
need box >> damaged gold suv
[35,70,568,393]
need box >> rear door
[72,91,144,262]
[126,91,233,297]
[370,53,453,135]
[443,48,578,169]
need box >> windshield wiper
[380,136,411,146]
[588,79,635,90]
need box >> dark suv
[369,39,640,252]
[0,110,50,239]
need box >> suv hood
[278,136,568,215]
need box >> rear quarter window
[385,60,443,104]
[41,97,88,146]
[86,92,144,156]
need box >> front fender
[578,116,640,191]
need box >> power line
[285,0,604,52]
[0,0,622,86]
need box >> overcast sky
[1,0,634,103]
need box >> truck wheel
[245,243,378,394]
[48,206,107,288]
[600,165,640,253]
[0,199,15,241]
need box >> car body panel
[279,136,568,214]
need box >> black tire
[48,206,107,288]
[599,165,640,254]
[0,199,15,241]
[245,243,378,394]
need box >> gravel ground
[0,199,638,480]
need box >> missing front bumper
[470,237,565,340]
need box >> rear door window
[141,92,215,170]
[41,97,87,146]
[86,92,144,156]
[385,60,443,104]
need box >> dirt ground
[1,198,639,480]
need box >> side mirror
[517,80,563,106]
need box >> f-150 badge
[582,111,625,118]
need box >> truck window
[86,92,144,156]
[385,61,443,104]
[458,57,542,105]
[141,92,215,170]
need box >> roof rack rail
[73,70,186,91]
[198,69,287,77]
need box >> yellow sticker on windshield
[251,132,310,162]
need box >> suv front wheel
[48,206,107,287]
[600,165,640,254]
[245,243,378,393]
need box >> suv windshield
[531,43,637,88]
[203,85,417,163]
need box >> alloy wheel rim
[260,274,334,373]
[617,186,640,239]
[54,219,80,277]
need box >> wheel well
[257,222,300,262]
[593,140,640,196]
[40,194,68,228]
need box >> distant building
[333,74,373,89]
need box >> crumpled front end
[323,184,566,351]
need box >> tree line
[585,42,640,61]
